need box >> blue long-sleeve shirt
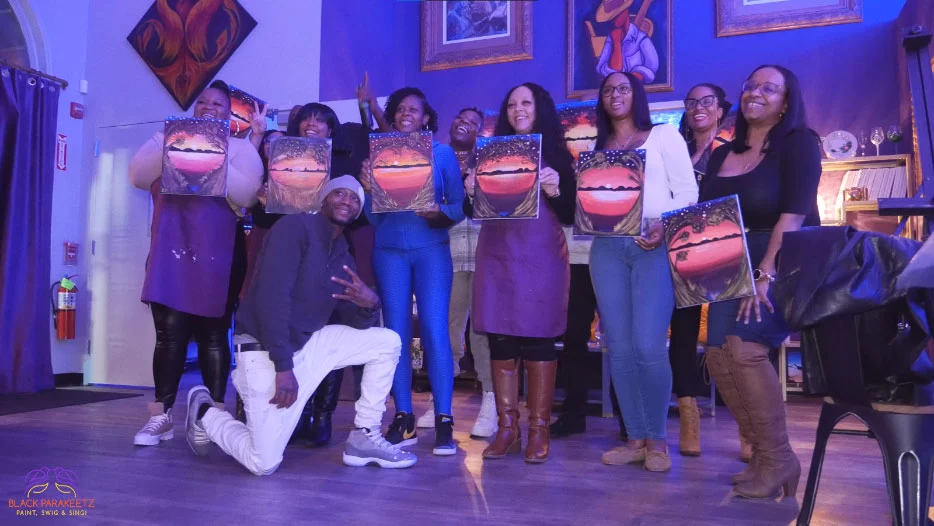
[365,141,465,250]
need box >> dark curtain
[0,68,61,394]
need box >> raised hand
[248,101,268,150]
[331,265,379,309]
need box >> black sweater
[234,213,379,372]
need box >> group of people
[128,63,821,501]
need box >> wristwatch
[753,268,775,283]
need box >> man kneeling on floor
[185,175,416,474]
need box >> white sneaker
[134,402,173,446]
[416,394,435,428]
[469,391,498,438]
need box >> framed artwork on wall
[421,1,533,72]
[127,0,257,110]
[716,0,862,38]
[567,0,673,99]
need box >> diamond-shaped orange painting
[127,0,257,110]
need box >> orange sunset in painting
[557,101,597,162]
[662,196,754,308]
[473,134,541,219]
[266,136,331,214]
[575,150,643,235]
[162,117,228,196]
[228,85,265,138]
[370,132,435,212]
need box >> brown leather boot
[482,360,521,459]
[524,360,556,463]
[706,344,757,483]
[677,397,701,456]
[727,336,801,499]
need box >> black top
[700,128,822,231]
[688,136,730,195]
[235,213,379,372]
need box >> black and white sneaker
[433,414,456,456]
[385,412,417,446]
[343,428,417,469]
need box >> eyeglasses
[601,84,632,97]
[742,80,784,97]
[684,95,717,111]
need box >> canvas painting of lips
[473,134,541,219]
[557,101,597,162]
[662,195,755,308]
[228,85,266,139]
[370,131,435,213]
[161,117,229,197]
[575,149,644,235]
[265,136,332,214]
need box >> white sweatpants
[201,325,401,476]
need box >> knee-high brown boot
[524,360,557,463]
[706,344,757,484]
[482,360,521,459]
[727,336,800,499]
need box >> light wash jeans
[590,237,674,441]
[202,326,401,475]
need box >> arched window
[0,0,30,68]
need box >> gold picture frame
[421,1,533,72]
[716,0,862,38]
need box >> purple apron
[141,180,237,318]
[472,194,570,338]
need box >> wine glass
[870,127,885,156]
[857,131,868,156]
[887,125,903,154]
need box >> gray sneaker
[133,403,173,446]
[186,386,214,456]
[343,428,417,469]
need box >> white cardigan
[128,131,263,209]
[637,123,698,219]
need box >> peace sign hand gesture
[331,265,379,310]
[248,101,268,150]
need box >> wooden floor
[0,372,909,525]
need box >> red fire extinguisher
[51,276,77,340]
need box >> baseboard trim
[54,373,84,387]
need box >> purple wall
[321,1,905,147]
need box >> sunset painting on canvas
[228,85,266,138]
[662,195,755,308]
[162,117,229,197]
[478,110,498,138]
[370,131,435,213]
[473,134,541,219]
[266,136,332,214]
[575,149,644,235]
[557,101,597,161]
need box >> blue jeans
[590,237,674,441]
[374,243,454,416]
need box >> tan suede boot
[677,397,701,456]
[727,336,801,499]
[706,344,757,484]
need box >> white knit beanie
[318,175,366,219]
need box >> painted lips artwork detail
[557,101,598,162]
[473,134,542,219]
[575,149,644,235]
[662,195,755,308]
[161,117,229,197]
[369,131,436,213]
[266,136,332,214]
[228,85,266,138]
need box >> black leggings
[151,302,231,409]
[559,264,597,413]
[488,334,557,362]
[668,305,707,398]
